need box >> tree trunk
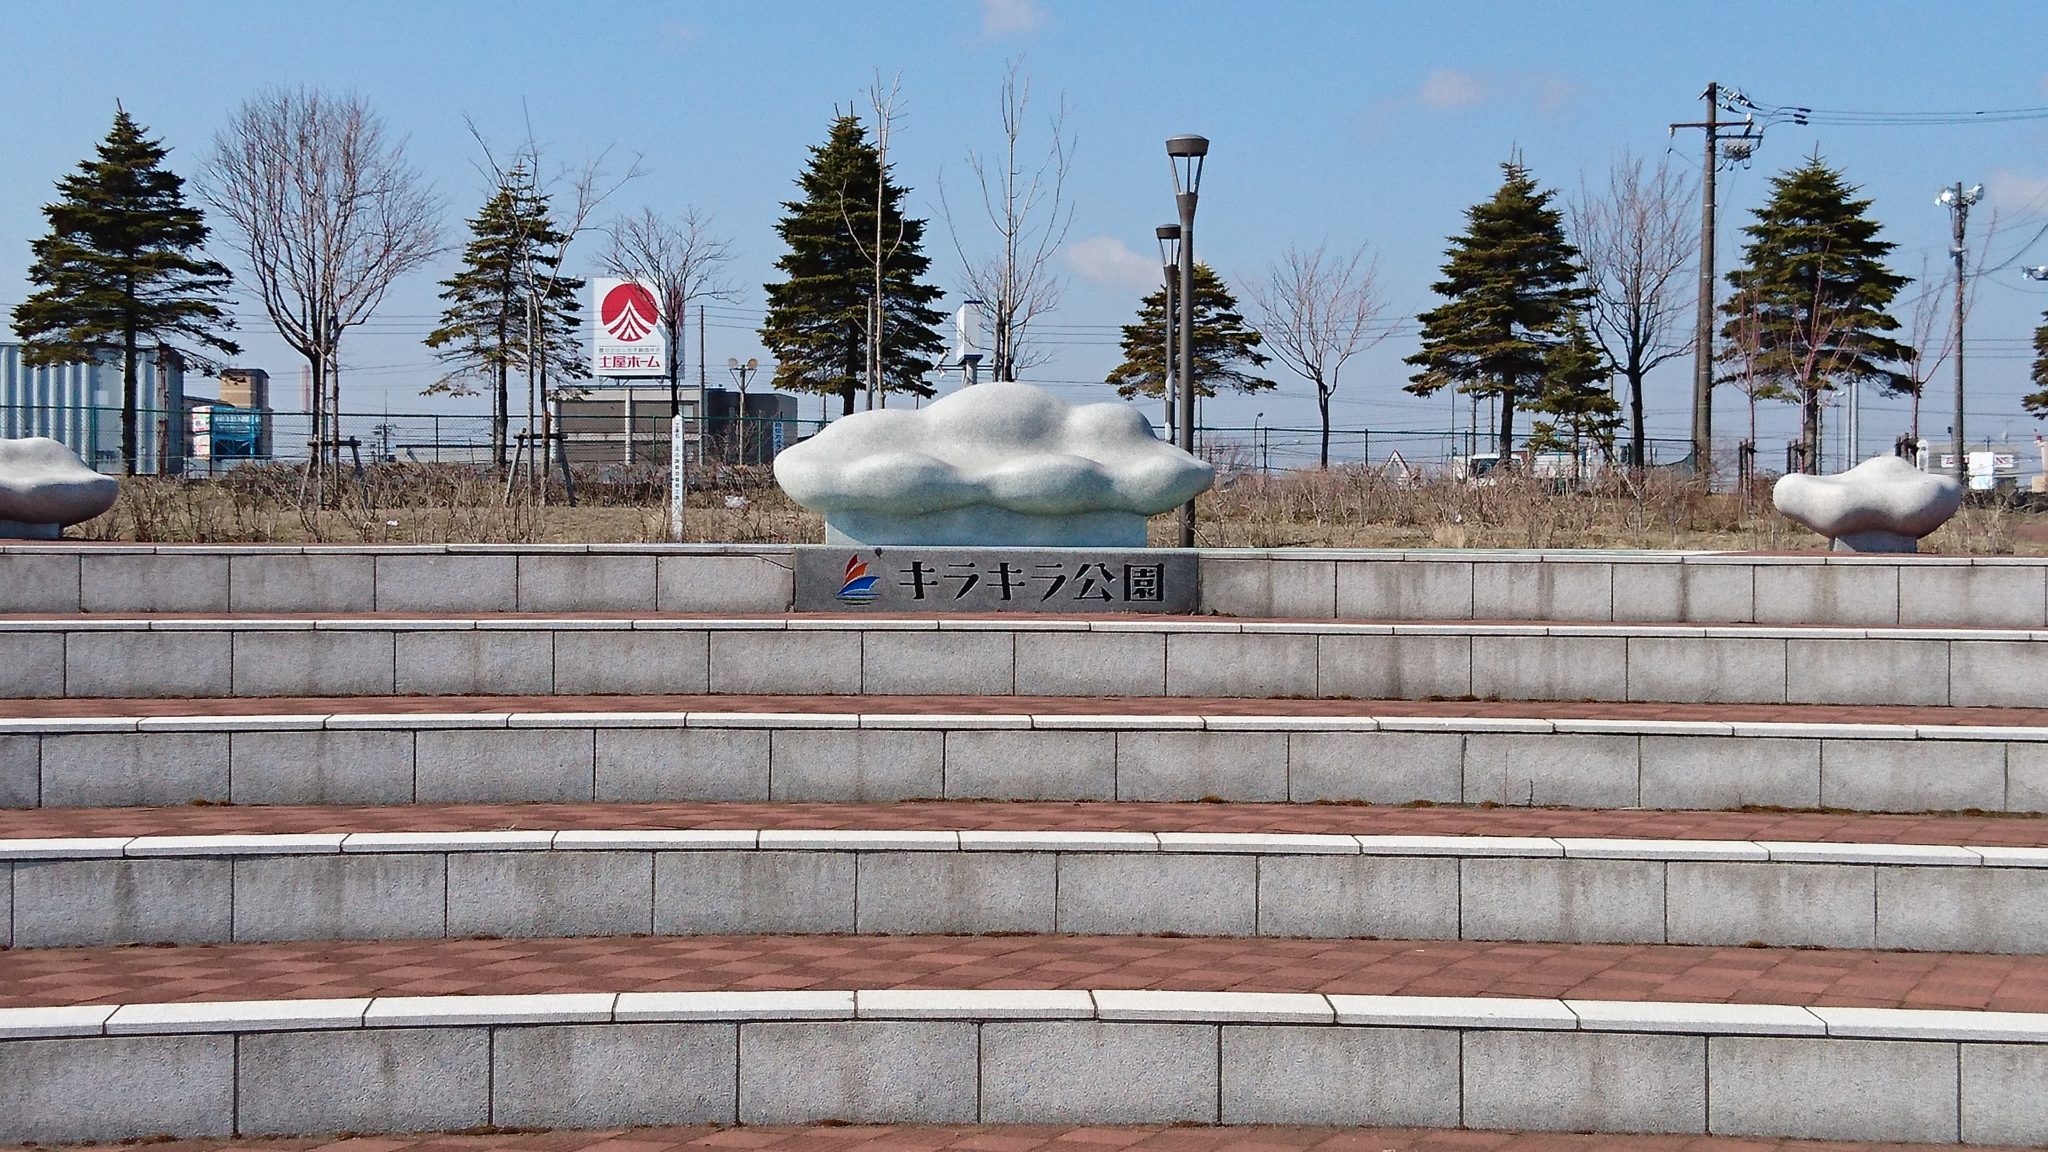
[840,382,856,417]
[493,358,508,473]
[120,324,138,475]
[1800,390,1820,474]
[1627,367,1647,469]
[1496,378,1517,463]
[1318,387,1333,470]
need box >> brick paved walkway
[8,934,2048,1013]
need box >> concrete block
[66,630,231,698]
[1472,561,1613,622]
[81,553,229,612]
[1117,730,1287,802]
[1317,634,1471,699]
[493,1022,737,1128]
[1666,861,1874,948]
[1962,1042,2048,1146]
[860,630,1013,695]
[448,850,653,937]
[1056,853,1255,935]
[657,553,794,613]
[237,1026,491,1135]
[1901,564,2046,628]
[1879,866,2048,953]
[655,850,854,934]
[517,553,657,612]
[1709,1036,1957,1142]
[983,1021,1215,1123]
[1220,1024,1458,1125]
[231,729,415,805]
[710,629,861,694]
[0,552,80,612]
[770,728,943,801]
[944,729,1116,801]
[13,857,231,946]
[1200,556,1336,619]
[0,632,63,699]
[2010,742,2048,813]
[1335,559,1472,620]
[1464,733,1637,808]
[1460,857,1665,944]
[1611,562,1753,623]
[1949,640,2048,709]
[1288,730,1463,804]
[1787,638,1949,707]
[738,1020,976,1123]
[1638,735,1819,810]
[395,630,554,696]
[554,629,709,695]
[1625,636,1787,704]
[232,629,395,696]
[1756,563,1900,626]
[1164,632,1317,698]
[374,553,516,612]
[1013,631,1165,696]
[597,727,770,802]
[1256,854,1458,939]
[1822,738,2003,812]
[415,728,593,803]
[232,853,446,941]
[1472,635,1627,702]
[38,731,228,807]
[0,1034,234,1142]
[855,851,1054,933]
[1464,1030,1704,1134]
[231,553,374,613]
[0,734,32,807]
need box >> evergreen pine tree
[760,114,945,415]
[1106,264,1272,405]
[12,108,239,473]
[1717,154,1911,472]
[2026,310,2048,419]
[1528,315,1621,462]
[1404,160,1587,463]
[424,164,586,470]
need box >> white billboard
[592,278,666,377]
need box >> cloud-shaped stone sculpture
[773,381,1213,547]
[0,438,120,539]
[1773,455,1964,553]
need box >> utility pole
[1939,182,1982,483]
[1670,84,1762,488]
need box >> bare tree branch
[602,205,737,406]
[1248,241,1389,469]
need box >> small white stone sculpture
[773,380,1213,547]
[0,438,120,539]
[1772,455,1964,553]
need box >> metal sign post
[669,412,686,542]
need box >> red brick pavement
[7,934,2048,1013]
[5,799,2048,846]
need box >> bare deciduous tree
[603,206,736,421]
[1249,242,1387,468]
[941,58,1075,380]
[847,73,906,408]
[1900,254,1955,443]
[1568,151,1696,469]
[203,87,439,496]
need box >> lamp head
[1155,224,1182,271]
[727,357,740,369]
[1938,188,1956,206]
[1165,134,1210,158]
[1166,134,1209,199]
[1155,224,1181,240]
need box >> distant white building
[0,342,186,473]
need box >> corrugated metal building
[0,342,185,472]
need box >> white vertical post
[669,412,686,542]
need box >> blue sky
[3,0,2047,466]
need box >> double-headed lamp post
[1939,182,1983,483]
[1166,134,1208,548]
[1154,225,1181,436]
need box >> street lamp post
[1939,182,1983,484]
[727,356,759,464]
[1155,226,1181,437]
[1166,134,1208,548]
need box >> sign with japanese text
[794,547,1197,614]
[592,278,666,377]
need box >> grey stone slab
[1708,1036,1957,1143]
[1666,861,1875,948]
[39,731,229,807]
[1288,731,1464,805]
[554,629,709,695]
[1200,557,1336,619]
[1164,632,1316,698]
[1013,631,1165,696]
[1472,561,1613,622]
[855,852,1054,933]
[493,1022,738,1128]
[0,734,33,807]
[1878,866,2048,953]
[1256,855,1459,939]
[1460,857,1665,944]
[1611,562,1754,623]
[231,729,416,805]
[1055,853,1255,935]
[374,554,516,612]
[738,1020,977,1123]
[66,631,231,698]
[709,630,862,694]
[395,630,554,696]
[81,553,229,613]
[1900,563,2046,628]
[448,850,653,937]
[1463,733,1638,808]
[1625,636,1787,704]
[231,854,446,942]
[232,629,396,696]
[657,553,795,613]
[943,729,1116,801]
[1948,640,2048,709]
[597,727,771,802]
[1316,634,1471,699]
[1821,738,2004,812]
[1472,635,1627,702]
[654,850,854,934]
[794,548,1195,614]
[1787,638,1951,707]
[1464,1030,1703,1134]
[0,1034,234,1142]
[414,728,594,803]
[231,553,374,613]
[1962,1042,2048,1146]
[0,552,80,612]
[517,553,658,612]
[770,729,943,801]
[983,1021,1216,1123]
[860,630,1013,695]
[2010,742,2048,813]
[1116,730,1288,802]
[237,1026,491,1136]
[13,857,232,946]
[0,631,63,698]
[1638,735,1820,810]
[1335,559,1472,620]
[1220,1024,1457,1125]
[1755,563,1901,626]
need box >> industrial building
[0,341,188,473]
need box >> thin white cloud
[1419,69,1487,109]
[1408,68,1574,115]
[981,0,1046,38]
[1988,168,2048,214]
[1064,236,1161,292]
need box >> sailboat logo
[837,555,880,604]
